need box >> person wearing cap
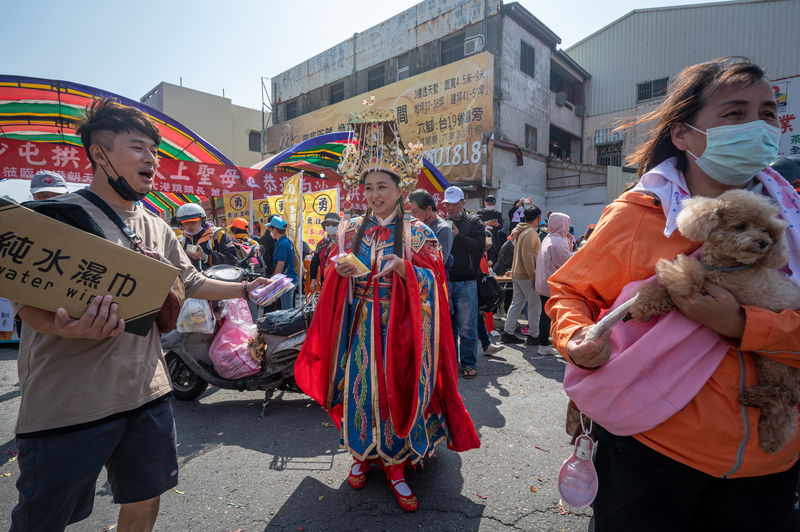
[175,203,237,271]
[442,186,487,378]
[228,218,261,256]
[537,220,548,242]
[29,170,70,200]
[228,217,265,271]
[267,216,298,309]
[258,214,278,277]
[477,195,503,228]
[309,212,340,292]
[477,195,503,265]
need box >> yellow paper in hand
[333,253,371,277]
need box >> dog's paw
[630,284,672,323]
[740,388,768,408]
[656,255,705,297]
[758,433,788,454]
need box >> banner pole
[298,171,304,302]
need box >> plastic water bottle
[558,435,598,508]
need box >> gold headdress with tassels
[338,96,424,193]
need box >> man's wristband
[241,281,250,300]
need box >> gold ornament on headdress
[338,95,424,193]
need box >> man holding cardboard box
[8,99,269,532]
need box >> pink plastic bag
[209,299,260,379]
[563,255,729,436]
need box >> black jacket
[493,239,515,276]
[477,208,504,232]
[258,233,276,276]
[448,212,485,282]
[477,207,503,264]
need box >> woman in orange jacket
[548,57,800,531]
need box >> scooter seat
[257,308,309,337]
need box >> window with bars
[330,82,345,104]
[397,53,410,81]
[520,41,535,78]
[440,33,465,66]
[636,77,668,102]
[367,66,385,91]
[248,131,261,152]
[286,100,297,120]
[597,144,622,167]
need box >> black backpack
[477,272,505,313]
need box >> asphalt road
[0,333,592,532]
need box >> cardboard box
[0,199,179,336]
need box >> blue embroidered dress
[331,212,448,465]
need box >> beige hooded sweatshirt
[510,222,541,280]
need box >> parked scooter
[161,251,313,417]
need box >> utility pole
[261,77,274,160]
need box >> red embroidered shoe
[348,459,368,490]
[388,478,418,512]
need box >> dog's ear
[676,196,722,241]
[761,217,790,269]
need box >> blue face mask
[684,121,780,186]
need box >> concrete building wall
[549,90,582,139]
[545,185,608,236]
[230,104,267,168]
[159,83,234,159]
[496,16,551,151]
[272,0,502,105]
[491,150,548,216]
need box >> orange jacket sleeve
[740,306,800,368]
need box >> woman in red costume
[295,102,480,512]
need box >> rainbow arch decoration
[0,75,234,166]
[252,132,449,194]
[0,74,237,216]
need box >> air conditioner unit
[574,104,586,117]
[555,91,567,106]
[464,35,485,56]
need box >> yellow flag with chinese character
[301,188,338,251]
[281,172,303,278]
[252,196,284,237]
[222,191,252,230]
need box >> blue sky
[3,0,722,111]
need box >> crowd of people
[7,55,800,531]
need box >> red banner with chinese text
[0,137,448,210]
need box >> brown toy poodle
[631,189,800,454]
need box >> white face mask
[324,226,337,236]
[684,121,780,185]
[182,221,205,236]
[484,204,495,211]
